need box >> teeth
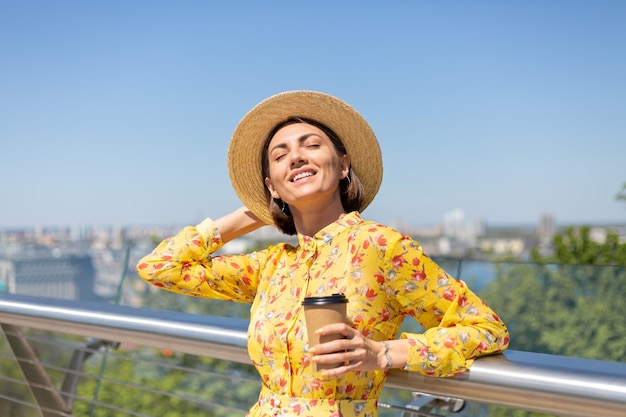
[293,172,313,182]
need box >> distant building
[440,209,486,253]
[479,238,526,257]
[443,209,466,240]
[0,254,96,301]
[537,213,555,244]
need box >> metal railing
[1,293,626,417]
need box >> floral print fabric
[137,211,509,416]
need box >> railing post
[59,338,119,410]
[1,323,73,417]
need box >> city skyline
[2,2,625,229]
[1,208,623,234]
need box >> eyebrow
[268,133,322,154]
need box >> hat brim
[228,90,383,226]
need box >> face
[264,123,350,209]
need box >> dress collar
[297,211,363,250]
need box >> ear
[265,177,281,199]
[339,154,351,179]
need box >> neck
[289,199,346,237]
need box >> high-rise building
[538,213,555,244]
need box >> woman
[137,90,509,416]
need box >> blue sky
[1,1,625,229]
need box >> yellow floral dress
[137,211,509,417]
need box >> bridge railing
[1,293,626,417]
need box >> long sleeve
[385,235,509,376]
[136,217,262,303]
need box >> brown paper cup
[302,294,348,372]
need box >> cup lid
[302,293,348,306]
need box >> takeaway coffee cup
[302,293,348,371]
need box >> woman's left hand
[308,323,387,377]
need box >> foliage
[481,262,626,360]
[72,347,259,417]
[0,317,259,417]
[475,223,626,417]
[0,328,91,417]
[531,225,626,266]
[0,337,40,417]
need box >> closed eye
[303,137,322,149]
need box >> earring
[344,175,351,185]
[280,200,288,215]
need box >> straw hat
[227,90,383,226]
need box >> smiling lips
[291,171,315,182]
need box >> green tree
[73,347,258,417]
[477,223,626,417]
[531,226,626,266]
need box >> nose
[289,149,305,167]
